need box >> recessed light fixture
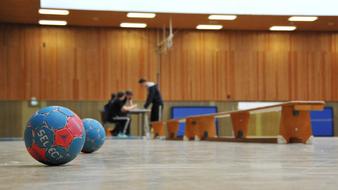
[208,15,237,20]
[270,26,296,31]
[127,12,156,18]
[39,20,67,26]
[196,24,223,30]
[288,16,318,22]
[38,9,69,15]
[120,22,147,28]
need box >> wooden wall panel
[160,31,338,101]
[0,30,7,99]
[0,24,157,100]
[23,27,40,99]
[0,101,23,137]
[0,24,338,101]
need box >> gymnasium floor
[1,138,338,190]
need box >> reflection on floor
[1,138,338,189]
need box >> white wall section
[41,0,338,16]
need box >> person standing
[138,78,164,122]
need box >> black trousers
[150,104,163,122]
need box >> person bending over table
[138,78,164,122]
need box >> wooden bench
[152,101,325,144]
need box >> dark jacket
[110,99,127,117]
[144,84,163,108]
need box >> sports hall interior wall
[0,24,337,138]
[0,24,337,101]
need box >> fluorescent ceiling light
[39,20,67,26]
[208,15,237,20]
[288,16,318,22]
[127,12,156,18]
[270,26,296,31]
[120,23,147,28]
[39,9,69,15]
[196,24,223,30]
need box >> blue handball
[82,118,106,153]
[24,106,85,166]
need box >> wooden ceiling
[0,0,338,31]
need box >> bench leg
[278,105,313,144]
[231,112,250,139]
[105,128,112,137]
[185,116,216,141]
[196,116,216,140]
[151,121,165,139]
[167,120,179,140]
[184,118,196,141]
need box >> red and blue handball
[82,118,106,153]
[24,106,85,166]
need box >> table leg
[143,113,150,139]
[138,113,142,136]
